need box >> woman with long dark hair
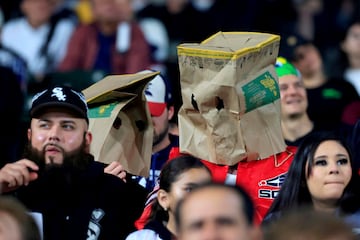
[263,131,360,234]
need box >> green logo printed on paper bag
[88,102,118,118]
[243,72,280,113]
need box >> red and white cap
[142,70,172,117]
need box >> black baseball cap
[30,85,89,123]
[279,33,312,61]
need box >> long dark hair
[147,155,211,223]
[264,131,359,221]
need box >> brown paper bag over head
[82,71,159,177]
[177,31,286,165]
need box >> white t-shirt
[344,68,360,96]
[1,17,75,76]
[126,229,163,240]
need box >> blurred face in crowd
[21,0,55,28]
[27,108,92,167]
[292,44,322,78]
[91,0,123,24]
[177,187,262,240]
[278,74,308,119]
[0,211,23,240]
[166,0,189,14]
[341,22,360,58]
[114,0,134,22]
[306,140,352,210]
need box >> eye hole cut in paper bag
[177,31,286,166]
[82,71,159,177]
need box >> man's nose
[48,125,61,141]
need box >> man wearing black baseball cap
[0,85,147,240]
[30,85,89,123]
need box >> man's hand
[0,159,39,193]
[104,161,127,182]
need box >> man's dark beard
[152,124,169,147]
[22,139,93,181]
[17,139,95,202]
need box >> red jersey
[135,146,296,228]
[201,146,296,224]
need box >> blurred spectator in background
[264,206,357,240]
[335,19,360,96]
[0,0,75,83]
[136,0,254,122]
[0,1,22,22]
[136,0,194,116]
[0,66,24,168]
[0,43,28,93]
[58,0,151,76]
[137,15,169,76]
[0,6,4,30]
[0,196,42,240]
[275,57,319,147]
[281,35,359,132]
[121,0,170,75]
[340,100,360,144]
[269,0,353,74]
[0,0,78,160]
[50,0,79,24]
[349,119,360,173]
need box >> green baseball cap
[275,57,301,78]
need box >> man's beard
[22,139,93,180]
[152,124,169,147]
[18,139,94,199]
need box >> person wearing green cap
[275,56,319,146]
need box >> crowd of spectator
[0,0,359,239]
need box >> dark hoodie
[11,154,147,240]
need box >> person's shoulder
[55,18,77,31]
[327,77,358,91]
[1,17,25,35]
[72,22,97,35]
[2,17,24,28]
[125,229,159,240]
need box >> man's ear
[157,189,170,211]
[27,128,32,141]
[167,105,175,121]
[84,131,92,153]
